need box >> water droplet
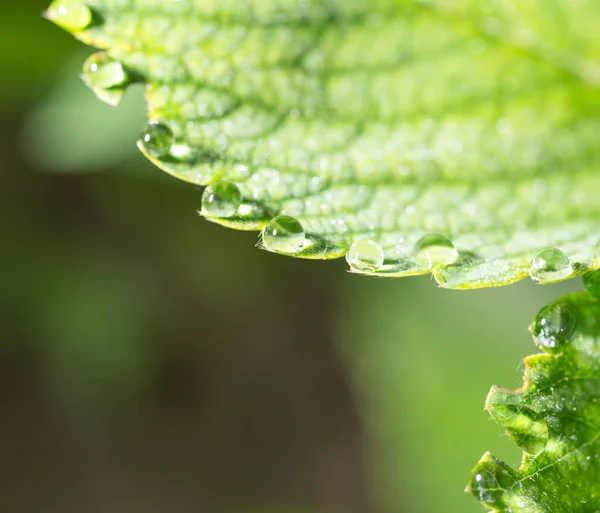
[470,471,496,504]
[262,216,305,254]
[584,269,600,298]
[138,121,173,158]
[309,176,323,192]
[46,0,92,31]
[346,240,384,272]
[530,248,573,283]
[82,54,127,89]
[532,302,576,349]
[201,181,242,218]
[413,234,458,268]
[468,456,513,507]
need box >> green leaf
[467,290,600,512]
[46,0,600,288]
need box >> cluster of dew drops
[139,121,596,282]
[48,1,597,280]
[137,120,465,271]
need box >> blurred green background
[1,3,582,513]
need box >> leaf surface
[468,289,600,512]
[46,0,600,287]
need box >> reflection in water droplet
[532,303,576,349]
[262,216,305,254]
[530,248,573,283]
[584,269,600,298]
[138,121,173,158]
[413,234,458,268]
[201,181,242,218]
[346,240,384,272]
[469,462,510,505]
[467,452,516,508]
[471,470,496,504]
[82,54,127,89]
[46,0,92,31]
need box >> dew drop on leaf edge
[468,453,516,507]
[532,302,577,349]
[201,181,242,218]
[46,0,92,31]
[262,215,305,254]
[346,240,384,272]
[82,53,127,90]
[530,248,573,283]
[139,121,174,158]
[412,233,458,268]
[470,464,508,505]
[584,269,600,298]
[471,471,496,504]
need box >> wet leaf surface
[47,0,600,287]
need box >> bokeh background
[1,3,583,513]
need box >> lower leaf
[468,285,600,512]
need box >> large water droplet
[413,234,458,268]
[46,0,92,31]
[201,181,242,218]
[530,248,573,283]
[470,470,499,504]
[346,240,384,272]
[138,121,173,158]
[468,455,513,507]
[262,216,305,254]
[584,269,600,298]
[532,303,576,349]
[82,54,127,89]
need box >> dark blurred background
[0,3,583,513]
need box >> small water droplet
[584,269,600,298]
[82,54,127,89]
[138,121,173,158]
[530,248,573,283]
[309,176,322,192]
[262,216,305,254]
[201,181,242,218]
[532,302,576,349]
[346,240,384,272]
[413,234,458,268]
[46,0,92,31]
